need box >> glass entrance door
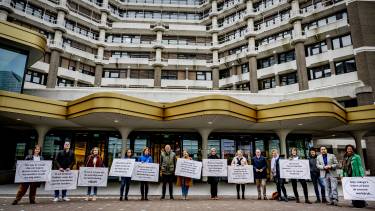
[151,134,181,164]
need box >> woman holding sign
[289,148,311,204]
[207,148,220,200]
[85,147,104,201]
[341,144,366,208]
[231,150,248,200]
[176,150,193,200]
[12,145,44,205]
[139,147,153,201]
[120,149,134,201]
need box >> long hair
[125,149,133,158]
[32,145,42,155]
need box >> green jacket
[342,154,365,177]
[160,151,176,175]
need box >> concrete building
[0,0,374,183]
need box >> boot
[12,200,18,205]
[305,198,312,204]
[296,197,300,203]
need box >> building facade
[0,0,375,183]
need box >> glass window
[258,77,276,90]
[257,56,275,69]
[0,46,28,93]
[335,59,356,75]
[183,139,199,160]
[280,72,298,86]
[308,64,331,80]
[332,34,352,49]
[241,63,249,73]
[208,139,221,157]
[306,41,327,56]
[278,50,295,64]
[134,138,147,157]
[222,139,235,164]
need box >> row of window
[118,0,206,5]
[217,9,246,28]
[303,11,347,31]
[305,34,352,56]
[11,0,57,23]
[65,20,99,40]
[257,50,295,69]
[218,26,247,44]
[219,64,249,79]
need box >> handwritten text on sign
[227,165,254,184]
[279,160,311,180]
[342,177,375,201]
[202,159,228,177]
[131,162,159,182]
[78,167,108,187]
[45,170,78,190]
[15,160,52,183]
[109,159,135,177]
[175,159,202,179]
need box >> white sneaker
[62,197,70,201]
[92,196,96,201]
[53,197,59,202]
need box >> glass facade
[0,46,28,93]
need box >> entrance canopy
[1,91,374,138]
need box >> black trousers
[291,179,309,200]
[161,174,174,198]
[140,182,149,199]
[274,177,287,199]
[210,182,218,198]
[236,184,245,198]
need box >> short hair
[236,150,243,155]
[210,148,216,151]
[143,147,150,155]
[344,144,356,153]
[255,149,261,152]
[271,149,278,154]
[309,148,316,152]
[320,146,327,150]
[291,147,298,152]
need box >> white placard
[279,160,311,180]
[227,165,254,184]
[78,167,108,187]
[109,159,136,177]
[342,177,375,201]
[131,162,159,182]
[45,170,78,190]
[175,159,202,179]
[15,160,52,183]
[202,159,228,177]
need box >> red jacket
[85,154,104,167]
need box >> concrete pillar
[356,86,375,106]
[156,31,163,42]
[211,0,217,12]
[46,50,61,88]
[34,126,50,147]
[246,0,253,13]
[117,127,132,158]
[212,16,218,28]
[351,131,368,171]
[248,37,255,50]
[99,29,106,42]
[0,10,8,21]
[155,48,162,61]
[365,136,375,175]
[329,61,336,75]
[97,46,104,59]
[100,12,107,25]
[275,73,280,87]
[331,143,339,156]
[53,30,63,46]
[102,0,108,8]
[212,50,219,63]
[275,129,292,158]
[212,67,219,89]
[212,33,218,45]
[291,0,300,11]
[295,41,309,90]
[94,64,103,86]
[57,11,65,26]
[127,66,131,79]
[199,128,212,182]
[154,66,162,87]
[248,56,258,93]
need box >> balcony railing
[11,2,57,24]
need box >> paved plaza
[0,196,374,211]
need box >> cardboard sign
[109,159,136,177]
[131,162,159,182]
[175,159,202,179]
[78,167,108,187]
[228,165,254,184]
[202,159,228,177]
[279,160,311,180]
[45,170,78,190]
[15,160,52,183]
[342,177,375,201]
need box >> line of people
[12,142,367,208]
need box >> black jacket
[207,154,220,184]
[309,156,319,175]
[54,150,75,169]
[252,156,268,179]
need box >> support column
[294,41,309,90]
[0,10,8,21]
[46,50,62,88]
[199,128,212,182]
[351,131,368,171]
[118,127,132,157]
[365,136,375,175]
[94,64,103,86]
[154,65,162,87]
[275,129,292,158]
[34,126,50,147]
[248,56,258,93]
[212,67,219,89]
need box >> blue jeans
[87,187,97,196]
[181,178,189,197]
[54,190,67,198]
[120,177,131,197]
[311,173,325,200]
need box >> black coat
[252,156,267,179]
[25,155,44,160]
[207,154,220,184]
[309,156,319,176]
[54,150,75,169]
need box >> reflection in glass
[0,47,28,93]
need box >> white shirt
[33,156,40,161]
[271,156,278,176]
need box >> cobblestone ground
[0,196,374,211]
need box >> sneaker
[12,200,18,205]
[263,196,268,200]
[62,197,70,201]
[92,196,96,201]
[170,196,174,200]
[53,197,59,202]
[305,199,312,204]
[160,196,165,200]
[257,196,261,200]
[314,199,321,203]
[125,197,128,201]
[85,196,90,201]
[119,196,123,201]
[322,198,327,203]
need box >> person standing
[316,146,339,206]
[309,149,326,203]
[54,141,75,202]
[177,150,193,200]
[160,144,176,200]
[207,148,220,200]
[231,150,247,200]
[341,144,366,208]
[289,148,311,204]
[85,147,104,201]
[270,149,288,202]
[120,149,134,201]
[12,145,44,205]
[252,149,267,200]
[139,147,153,201]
